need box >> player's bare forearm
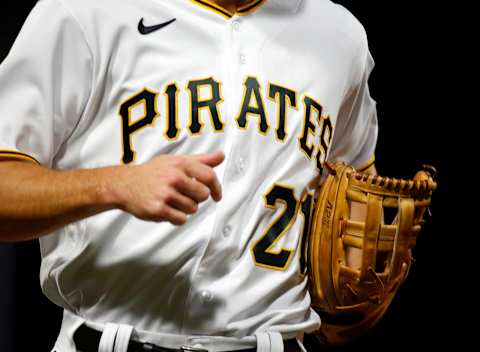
[0,161,116,241]
[0,151,224,242]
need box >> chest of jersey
[63,0,353,176]
[42,0,360,334]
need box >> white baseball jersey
[0,0,377,349]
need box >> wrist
[94,165,126,211]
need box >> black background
[0,1,454,351]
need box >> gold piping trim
[237,0,266,15]
[0,150,40,164]
[191,0,234,19]
[191,0,266,19]
[357,155,375,172]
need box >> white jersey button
[232,20,241,31]
[200,290,213,303]
[222,225,232,237]
[239,53,247,64]
[237,156,248,173]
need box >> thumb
[193,151,225,167]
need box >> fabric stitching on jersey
[52,0,96,165]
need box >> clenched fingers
[164,191,199,215]
[173,173,211,203]
[160,206,188,225]
[183,161,222,201]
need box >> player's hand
[108,151,225,225]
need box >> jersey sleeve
[0,0,93,166]
[328,32,378,172]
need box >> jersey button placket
[230,16,252,181]
[236,156,248,174]
[232,19,247,65]
[180,18,232,333]
[239,53,247,64]
[232,19,241,32]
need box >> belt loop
[255,332,270,352]
[114,324,134,352]
[268,332,283,352]
[99,323,119,352]
[255,332,284,352]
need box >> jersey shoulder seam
[50,0,95,70]
[51,0,96,150]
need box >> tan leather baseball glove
[307,162,437,345]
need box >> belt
[73,324,302,352]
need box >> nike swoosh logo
[138,18,176,35]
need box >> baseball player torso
[0,0,377,338]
